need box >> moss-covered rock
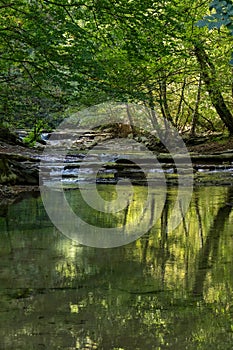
[0,154,39,185]
[0,157,17,184]
[0,125,23,145]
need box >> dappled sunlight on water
[0,185,233,349]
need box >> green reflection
[64,184,165,237]
[65,184,150,228]
[0,186,233,349]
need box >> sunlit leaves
[197,0,233,34]
[0,0,232,130]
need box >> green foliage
[197,0,233,31]
[0,0,233,133]
[197,0,233,64]
[22,120,48,147]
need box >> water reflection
[0,186,233,349]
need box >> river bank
[1,130,233,200]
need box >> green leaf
[196,20,209,28]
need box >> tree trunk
[190,74,202,137]
[147,89,161,130]
[175,77,186,127]
[159,79,174,126]
[194,42,233,134]
[125,103,137,137]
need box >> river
[0,184,233,349]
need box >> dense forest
[2,3,233,348]
[0,0,233,136]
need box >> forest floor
[186,135,233,154]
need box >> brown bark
[159,79,174,126]
[194,42,233,134]
[190,74,202,137]
[175,77,186,127]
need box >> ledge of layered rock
[0,153,39,185]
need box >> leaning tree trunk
[194,41,233,134]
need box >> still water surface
[0,185,233,349]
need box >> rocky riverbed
[1,128,233,200]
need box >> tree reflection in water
[0,185,233,349]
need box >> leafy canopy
[197,0,233,63]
